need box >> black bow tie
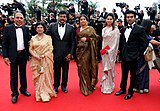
[59,23,65,27]
[15,26,22,29]
[127,25,132,29]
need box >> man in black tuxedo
[115,10,147,100]
[2,12,31,103]
[121,4,129,26]
[100,7,108,19]
[46,11,75,94]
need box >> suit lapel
[55,23,61,40]
[22,26,26,43]
[62,24,68,40]
[12,24,17,42]
[126,24,136,43]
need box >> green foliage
[89,1,99,10]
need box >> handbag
[100,45,110,55]
[144,46,153,61]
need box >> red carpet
[0,55,160,111]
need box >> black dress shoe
[12,96,18,103]
[115,90,126,96]
[124,94,133,100]
[21,91,31,96]
[54,87,58,94]
[62,87,68,93]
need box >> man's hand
[4,58,11,66]
[65,54,72,61]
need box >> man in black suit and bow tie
[2,12,31,103]
[100,7,108,19]
[46,11,75,94]
[115,10,148,100]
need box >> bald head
[14,12,24,26]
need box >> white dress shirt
[124,23,135,42]
[15,24,25,51]
[124,28,132,42]
[58,23,66,40]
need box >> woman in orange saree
[76,15,99,96]
[29,22,56,102]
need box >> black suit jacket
[122,24,148,61]
[100,12,108,19]
[2,24,31,61]
[46,23,75,58]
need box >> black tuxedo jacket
[100,12,108,18]
[46,23,75,58]
[2,24,31,61]
[122,24,148,61]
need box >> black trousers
[10,51,27,97]
[54,56,69,88]
[120,59,138,94]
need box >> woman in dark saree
[76,15,99,96]
[134,19,160,93]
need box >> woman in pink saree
[76,15,99,96]
[29,22,56,102]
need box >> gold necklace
[36,35,43,41]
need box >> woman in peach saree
[29,22,56,102]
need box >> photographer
[35,6,41,22]
[13,0,26,18]
[0,3,13,16]
[79,0,88,15]
[121,4,129,26]
[137,10,144,25]
[112,8,118,20]
[88,5,95,21]
[146,6,156,21]
[68,4,75,14]
[47,0,57,17]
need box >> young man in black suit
[46,11,75,94]
[115,10,148,100]
[2,12,31,103]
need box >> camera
[145,7,151,11]
[134,4,140,11]
[158,4,160,10]
[116,2,126,8]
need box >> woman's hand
[66,54,72,61]
[105,49,108,54]
[40,54,45,58]
[4,58,10,66]
[81,37,87,42]
[34,55,41,60]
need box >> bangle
[41,55,44,57]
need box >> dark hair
[79,14,88,22]
[113,8,116,12]
[141,19,152,36]
[126,10,136,17]
[58,11,67,16]
[35,22,46,33]
[117,19,123,23]
[105,13,116,30]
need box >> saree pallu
[29,35,56,102]
[76,26,98,96]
